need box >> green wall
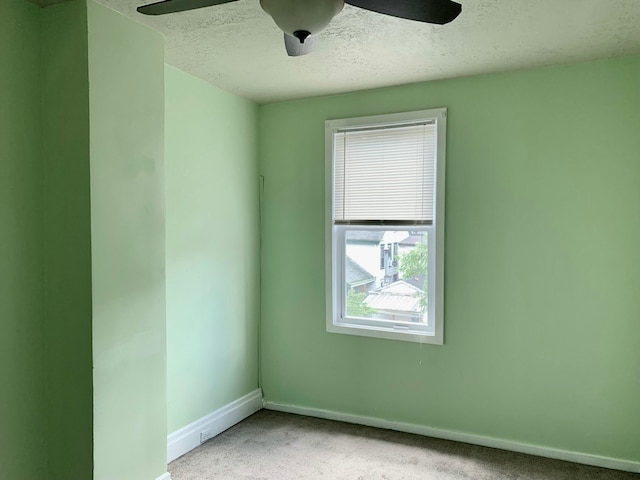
[41,1,93,478]
[0,1,46,478]
[165,66,260,434]
[259,55,640,463]
[88,2,167,479]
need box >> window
[325,108,446,344]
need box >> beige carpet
[169,410,639,480]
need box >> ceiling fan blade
[284,33,316,57]
[345,0,461,25]
[137,0,238,16]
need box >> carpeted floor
[169,410,639,480]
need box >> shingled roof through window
[346,256,375,288]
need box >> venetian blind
[333,121,436,225]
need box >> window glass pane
[345,230,428,324]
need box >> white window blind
[333,121,436,225]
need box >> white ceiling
[95,0,640,104]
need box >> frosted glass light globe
[260,0,344,38]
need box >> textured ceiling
[95,0,640,104]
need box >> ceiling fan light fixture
[137,0,462,57]
[260,0,344,38]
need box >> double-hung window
[325,108,446,344]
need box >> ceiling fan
[137,0,462,56]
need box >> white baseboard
[155,473,171,480]
[168,389,263,463]
[263,401,640,474]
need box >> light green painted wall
[41,1,93,478]
[165,65,260,433]
[259,55,640,463]
[0,1,46,478]
[88,2,167,479]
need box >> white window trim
[325,108,446,345]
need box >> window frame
[325,108,447,344]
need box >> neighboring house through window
[325,108,447,344]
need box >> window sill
[327,321,443,345]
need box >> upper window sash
[332,121,437,225]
